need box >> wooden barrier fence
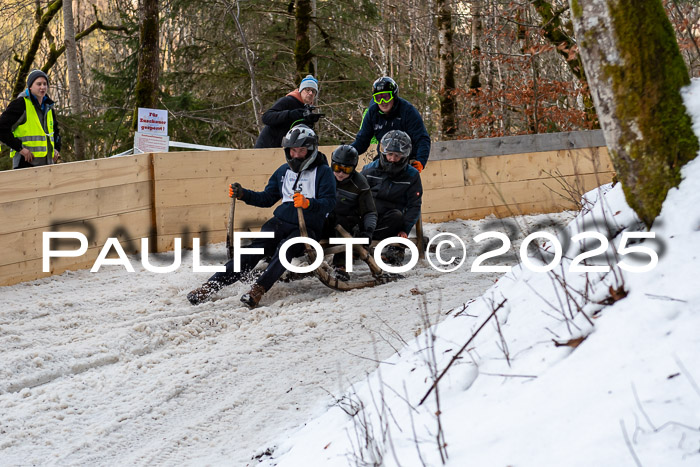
[0,130,614,286]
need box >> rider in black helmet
[282,124,319,173]
[188,125,335,308]
[351,76,431,173]
[378,129,412,175]
[323,144,378,279]
[361,130,422,264]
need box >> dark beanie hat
[27,69,49,89]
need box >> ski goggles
[373,91,394,105]
[331,162,354,174]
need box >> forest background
[1,0,699,172]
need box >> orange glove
[229,183,244,199]
[398,231,408,238]
[411,160,424,173]
[293,192,310,209]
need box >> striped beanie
[299,75,318,94]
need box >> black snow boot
[332,265,350,282]
[187,280,224,305]
[240,283,266,309]
[381,246,405,266]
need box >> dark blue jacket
[351,97,431,167]
[361,160,422,233]
[239,152,336,235]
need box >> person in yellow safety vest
[0,70,61,169]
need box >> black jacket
[335,171,378,236]
[361,160,422,234]
[255,90,312,148]
[0,92,62,153]
[351,97,430,167]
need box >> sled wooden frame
[320,215,427,258]
[225,190,408,291]
[296,205,402,291]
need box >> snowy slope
[256,80,700,466]
[1,208,575,465]
[2,84,699,467]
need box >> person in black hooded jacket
[322,145,377,279]
[254,74,323,148]
[324,145,377,240]
[351,76,430,173]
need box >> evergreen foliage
[0,0,698,170]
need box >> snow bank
[263,80,700,466]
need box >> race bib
[281,167,318,202]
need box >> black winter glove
[353,227,373,243]
[303,112,324,124]
[288,108,306,121]
[229,182,244,199]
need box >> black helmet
[331,145,359,170]
[379,130,412,174]
[282,124,318,173]
[372,76,399,98]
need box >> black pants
[322,213,363,267]
[208,217,314,291]
[372,209,404,240]
[13,154,47,169]
[322,212,361,239]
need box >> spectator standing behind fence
[351,76,431,173]
[0,70,61,169]
[254,74,324,149]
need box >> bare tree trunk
[133,0,160,125]
[569,0,699,226]
[408,0,415,86]
[226,0,262,129]
[294,0,313,79]
[311,0,318,75]
[468,0,483,137]
[390,10,396,77]
[530,54,539,133]
[63,0,85,159]
[383,1,391,74]
[533,0,596,125]
[516,4,538,133]
[12,0,63,97]
[436,0,456,137]
[469,0,482,91]
[425,0,435,114]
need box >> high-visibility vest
[9,96,55,162]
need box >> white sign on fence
[135,107,169,153]
[137,107,168,136]
[134,132,169,154]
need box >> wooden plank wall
[152,148,281,251]
[420,146,613,222]
[0,130,614,286]
[0,155,154,286]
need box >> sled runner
[295,193,405,291]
